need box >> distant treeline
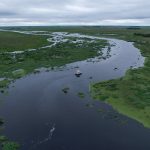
[134,33,150,37]
[127,26,141,30]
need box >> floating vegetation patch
[62,87,70,94]
[77,92,85,98]
[113,67,119,71]
[0,136,8,143]
[85,103,94,108]
[0,79,10,89]
[89,76,93,79]
[1,141,20,150]
[0,119,4,126]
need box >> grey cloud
[0,0,149,26]
[0,11,17,16]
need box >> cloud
[0,0,149,26]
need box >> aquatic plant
[62,87,70,94]
[2,142,20,150]
[0,79,10,89]
[0,118,4,126]
[0,136,8,143]
[78,92,85,98]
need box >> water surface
[0,37,150,150]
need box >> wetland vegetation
[77,92,85,98]
[89,26,150,128]
[0,29,107,89]
[0,31,49,52]
[0,26,150,149]
[0,27,108,150]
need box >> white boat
[75,69,82,77]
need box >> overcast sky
[0,0,149,26]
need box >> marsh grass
[78,92,85,98]
[62,87,70,94]
[0,119,4,126]
[0,31,49,52]
[12,69,26,78]
[91,29,150,128]
[0,79,10,89]
[1,142,20,150]
[0,33,107,88]
[0,136,8,143]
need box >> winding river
[0,33,150,150]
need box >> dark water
[0,38,150,150]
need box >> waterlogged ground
[0,30,108,84]
[0,31,150,150]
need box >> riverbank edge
[0,34,108,90]
[0,32,109,150]
[90,36,150,128]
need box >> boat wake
[29,123,56,150]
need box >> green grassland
[0,26,150,149]
[0,31,49,52]
[0,26,150,131]
[0,30,107,89]
[89,27,150,128]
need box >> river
[0,33,150,150]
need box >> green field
[0,28,107,89]
[89,26,150,128]
[0,26,150,128]
[0,26,150,127]
[0,26,150,148]
[0,31,49,52]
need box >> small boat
[75,69,82,77]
